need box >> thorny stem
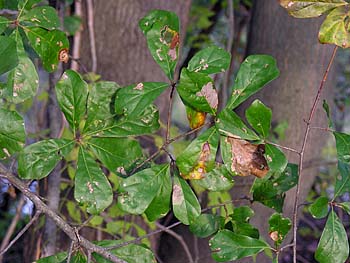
[292,46,338,263]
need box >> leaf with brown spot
[185,105,206,130]
[222,137,269,178]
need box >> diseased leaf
[319,6,350,48]
[20,6,60,30]
[217,108,259,140]
[6,30,39,103]
[93,104,160,137]
[172,174,201,225]
[56,70,87,134]
[139,10,179,80]
[225,206,259,239]
[209,230,270,262]
[245,100,272,138]
[93,240,156,263]
[88,137,143,177]
[315,210,349,263]
[115,82,168,118]
[280,0,347,18]
[187,46,231,74]
[177,69,218,114]
[118,164,169,215]
[24,27,69,72]
[84,81,119,133]
[75,147,113,214]
[18,139,73,179]
[0,36,18,75]
[196,164,234,191]
[268,213,291,247]
[226,55,279,110]
[189,213,222,238]
[176,127,219,179]
[334,161,350,198]
[0,108,25,159]
[221,136,269,178]
[145,166,172,221]
[334,132,350,163]
[309,196,329,219]
[185,105,206,129]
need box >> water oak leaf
[315,210,349,263]
[0,108,25,159]
[75,148,112,214]
[18,139,73,179]
[187,45,231,74]
[172,175,201,225]
[209,230,269,262]
[280,0,347,18]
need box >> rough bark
[233,0,335,261]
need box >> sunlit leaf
[139,10,179,80]
[209,230,270,262]
[75,147,113,214]
[315,210,349,263]
[18,139,73,179]
[20,6,60,30]
[309,196,329,219]
[187,45,231,74]
[268,213,291,247]
[245,100,272,138]
[279,0,347,18]
[172,174,201,225]
[0,108,25,159]
[226,55,279,110]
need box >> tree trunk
[234,0,335,261]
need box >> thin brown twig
[86,0,97,72]
[265,140,300,154]
[155,222,194,263]
[0,210,41,258]
[71,0,82,71]
[66,241,75,263]
[310,126,334,132]
[292,46,338,263]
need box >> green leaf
[334,132,350,163]
[36,252,67,263]
[56,70,87,134]
[0,36,18,75]
[231,206,254,223]
[18,139,73,179]
[177,68,218,114]
[20,6,60,30]
[64,15,82,36]
[139,10,179,80]
[323,100,333,128]
[93,104,160,137]
[93,240,156,263]
[209,230,270,262]
[24,27,69,72]
[0,108,25,159]
[268,213,291,247]
[226,55,279,110]
[315,210,349,263]
[217,108,259,140]
[245,100,272,138]
[280,0,348,18]
[265,144,288,175]
[118,164,169,215]
[74,147,113,214]
[189,213,221,238]
[84,81,119,133]
[172,175,201,225]
[319,6,350,48]
[226,206,259,239]
[18,0,42,10]
[87,137,143,176]
[145,165,172,221]
[309,196,329,219]
[196,164,234,191]
[0,16,10,34]
[338,202,350,214]
[115,82,168,118]
[185,105,206,129]
[176,127,219,179]
[334,161,350,198]
[187,45,231,74]
[6,30,39,103]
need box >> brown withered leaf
[226,137,269,178]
